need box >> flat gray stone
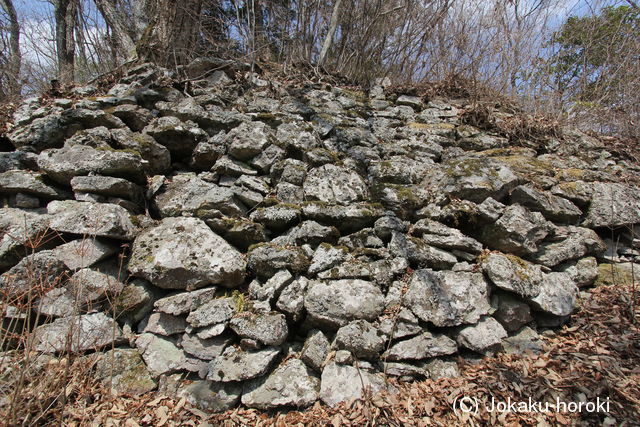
[33,312,124,353]
[241,359,320,409]
[207,346,281,382]
[383,332,457,361]
[47,200,136,240]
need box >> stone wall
[2,63,639,410]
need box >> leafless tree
[0,0,21,97]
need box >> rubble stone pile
[2,62,638,410]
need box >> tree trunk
[136,0,204,66]
[318,0,343,67]
[1,0,21,96]
[53,0,77,83]
[93,0,137,61]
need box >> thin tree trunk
[1,0,21,96]
[53,0,77,83]
[318,0,342,67]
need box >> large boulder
[207,346,281,382]
[582,183,640,228]
[303,164,369,204]
[481,253,543,298]
[128,217,246,290]
[153,173,246,218]
[0,208,51,269]
[47,200,137,240]
[37,144,146,185]
[0,170,70,199]
[304,279,385,328]
[241,359,320,409]
[320,362,392,408]
[33,312,124,353]
[478,204,552,256]
[510,185,582,223]
[229,312,289,346]
[404,269,491,327]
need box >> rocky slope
[1,62,639,411]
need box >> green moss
[506,254,532,281]
[595,263,637,287]
[95,146,141,156]
[231,290,246,312]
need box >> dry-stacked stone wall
[2,62,639,410]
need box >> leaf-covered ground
[45,278,638,427]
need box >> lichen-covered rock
[143,116,207,159]
[227,121,273,161]
[177,381,242,412]
[333,320,385,360]
[582,182,640,228]
[303,202,384,233]
[404,269,491,327]
[143,312,188,336]
[250,204,301,232]
[413,219,483,253]
[0,208,51,269]
[33,312,124,353]
[383,332,457,361]
[492,292,533,332]
[456,317,508,355]
[37,144,146,184]
[0,170,70,199]
[389,231,458,270]
[70,175,144,204]
[180,333,232,360]
[52,238,118,270]
[207,346,281,382]
[303,164,368,204]
[481,253,543,298]
[528,272,578,317]
[308,244,348,275]
[436,157,519,203]
[276,277,309,321]
[301,330,330,372]
[128,217,246,290]
[154,173,246,218]
[135,333,189,376]
[1,250,69,298]
[320,362,392,408]
[247,244,309,279]
[479,204,552,256]
[113,279,158,324]
[304,279,385,328]
[532,226,605,267]
[154,287,218,316]
[8,114,66,152]
[47,200,136,240]
[230,312,289,346]
[242,359,320,409]
[94,348,157,395]
[510,185,582,223]
[186,297,237,328]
